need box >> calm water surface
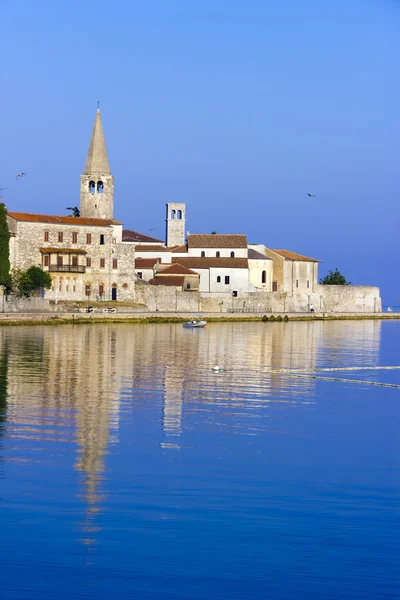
[0,321,399,599]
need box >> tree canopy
[10,267,52,297]
[320,268,351,285]
[0,203,10,288]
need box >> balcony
[48,264,86,273]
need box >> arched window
[89,181,96,193]
[186,283,191,289]
[177,210,182,219]
[99,283,104,297]
[201,251,205,257]
[171,210,176,219]
[216,251,220,257]
[97,181,104,193]
[262,270,267,284]
[217,276,221,283]
[230,251,235,258]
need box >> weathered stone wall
[317,285,382,313]
[135,284,200,312]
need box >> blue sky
[1,0,398,302]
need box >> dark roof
[248,248,272,260]
[135,245,170,252]
[149,276,185,287]
[8,212,121,226]
[172,257,248,269]
[40,247,87,254]
[187,234,248,249]
[135,258,159,269]
[122,229,163,243]
[158,263,199,276]
[170,244,188,253]
[273,249,320,262]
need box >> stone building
[7,108,135,302]
[248,248,273,291]
[165,202,186,248]
[250,245,319,293]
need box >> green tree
[0,203,10,289]
[320,268,351,285]
[66,206,80,217]
[210,231,217,234]
[11,266,52,297]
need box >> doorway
[112,286,117,301]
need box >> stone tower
[80,108,114,219]
[166,203,186,247]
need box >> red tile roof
[135,258,159,269]
[248,248,272,260]
[122,229,163,243]
[273,249,320,262]
[170,244,188,253]
[172,257,248,269]
[40,247,87,254]
[8,212,121,226]
[158,263,199,276]
[149,276,185,287]
[135,245,170,252]
[188,234,248,249]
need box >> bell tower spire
[80,107,114,219]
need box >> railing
[48,265,86,273]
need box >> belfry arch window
[201,251,205,257]
[97,181,104,193]
[89,181,96,193]
[177,210,182,219]
[262,270,267,284]
[216,251,220,258]
[230,251,235,258]
[171,210,176,219]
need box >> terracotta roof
[248,249,272,260]
[170,244,188,253]
[8,212,121,227]
[40,247,87,254]
[135,245,170,252]
[172,257,248,269]
[187,234,248,249]
[158,263,199,276]
[122,229,164,243]
[149,276,185,287]
[273,249,320,262]
[135,258,159,269]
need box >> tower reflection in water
[0,320,382,548]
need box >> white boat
[183,320,207,328]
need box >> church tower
[166,203,186,247]
[80,108,114,219]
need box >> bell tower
[166,203,186,247]
[80,108,114,219]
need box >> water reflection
[0,320,382,541]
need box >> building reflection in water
[0,319,383,542]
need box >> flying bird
[16,173,26,180]
[307,193,316,198]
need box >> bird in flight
[307,193,316,198]
[16,173,26,180]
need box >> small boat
[183,320,207,328]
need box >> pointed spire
[84,108,111,174]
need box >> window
[201,251,205,257]
[186,283,191,289]
[296,280,299,288]
[217,276,221,283]
[112,258,118,269]
[177,210,182,219]
[216,251,220,257]
[272,281,278,292]
[72,255,78,266]
[58,231,63,243]
[85,284,91,296]
[59,279,62,291]
[66,281,69,292]
[44,255,49,267]
[44,230,49,242]
[100,234,105,245]
[307,280,310,288]
[97,181,104,193]
[72,232,78,244]
[86,257,92,268]
[73,279,76,292]
[262,270,266,284]
[232,291,238,297]
[171,210,176,219]
[99,284,104,297]
[57,255,63,266]
[89,181,96,193]
[112,237,116,244]
[137,272,143,279]
[225,276,230,284]
[100,258,105,268]
[86,233,92,245]
[230,251,235,258]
